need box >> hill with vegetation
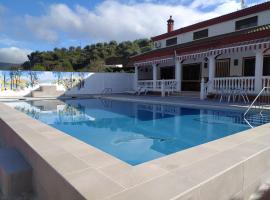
[21,39,152,72]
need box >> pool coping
[1,100,270,199]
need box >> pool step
[31,85,64,98]
[0,148,32,198]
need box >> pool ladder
[244,87,270,128]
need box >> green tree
[21,38,153,72]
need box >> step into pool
[6,99,265,165]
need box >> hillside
[22,39,153,72]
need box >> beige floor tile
[50,136,98,157]
[43,151,90,175]
[80,151,120,169]
[199,164,243,200]
[150,145,218,171]
[173,187,200,200]
[109,172,198,200]
[66,168,124,200]
[170,149,245,186]
[99,162,132,181]
[243,148,270,188]
[100,163,168,188]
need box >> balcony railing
[213,77,256,94]
[137,80,153,89]
[137,79,177,91]
[263,76,270,93]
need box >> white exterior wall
[65,73,134,95]
[217,51,257,77]
[154,10,270,49]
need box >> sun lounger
[124,87,148,95]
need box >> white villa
[132,2,270,98]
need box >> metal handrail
[101,88,112,95]
[244,87,270,117]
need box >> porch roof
[133,24,270,67]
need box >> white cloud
[24,0,241,43]
[0,47,32,64]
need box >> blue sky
[0,0,266,63]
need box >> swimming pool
[6,99,261,165]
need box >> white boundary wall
[65,73,135,95]
[0,70,135,97]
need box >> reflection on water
[6,98,258,165]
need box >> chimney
[167,16,174,33]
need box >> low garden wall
[0,70,134,97]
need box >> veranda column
[255,50,264,93]
[175,60,182,92]
[152,64,157,90]
[208,56,216,92]
[134,65,138,89]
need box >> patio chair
[166,82,177,96]
[124,87,143,95]
[137,87,149,95]
[228,88,249,103]
[219,88,231,102]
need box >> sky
[0,0,267,64]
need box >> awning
[134,37,270,67]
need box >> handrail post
[200,78,206,100]
[244,87,270,117]
[161,79,165,97]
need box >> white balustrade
[262,76,270,93]
[212,77,256,94]
[137,80,154,89]
[156,80,177,90]
[137,79,177,92]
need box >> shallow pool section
[7,99,256,165]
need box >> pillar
[152,64,157,90]
[255,50,264,93]
[208,56,216,92]
[175,60,182,92]
[134,65,138,89]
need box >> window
[215,59,230,77]
[243,57,255,76]
[160,66,175,79]
[166,37,177,46]
[182,64,201,81]
[235,16,258,31]
[193,29,208,40]
[234,59,239,66]
[263,56,270,76]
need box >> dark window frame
[193,29,208,40]
[182,63,202,81]
[242,57,256,77]
[263,55,270,76]
[159,66,175,80]
[235,16,258,31]
[215,58,231,78]
[166,37,177,47]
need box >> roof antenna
[241,0,246,9]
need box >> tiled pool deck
[0,96,270,200]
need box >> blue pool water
[8,99,257,165]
